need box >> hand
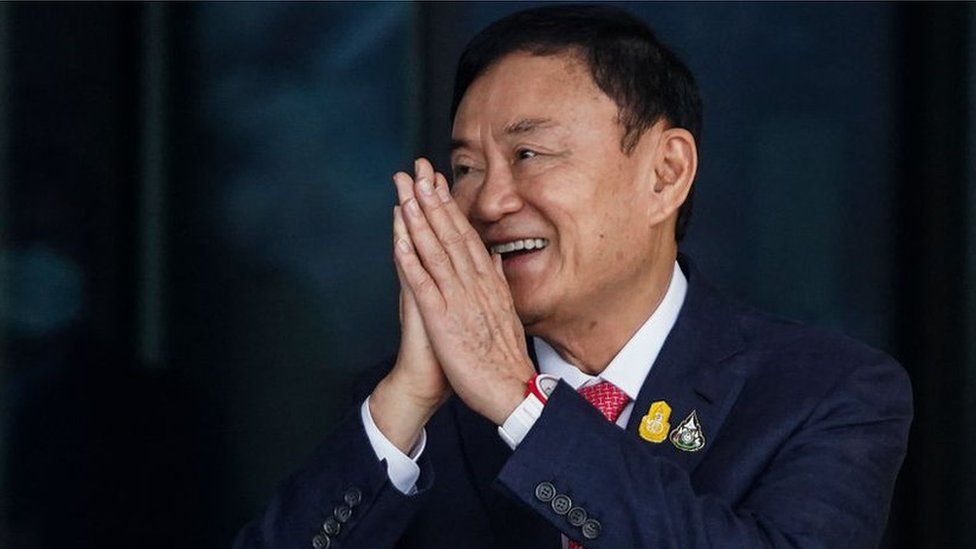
[370,160,451,454]
[393,158,535,426]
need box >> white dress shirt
[360,396,427,494]
[362,260,688,510]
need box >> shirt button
[567,506,588,527]
[534,482,556,502]
[344,487,363,507]
[334,504,353,523]
[323,516,341,536]
[311,533,330,549]
[581,518,602,540]
[551,494,572,515]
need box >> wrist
[370,374,440,454]
[491,372,556,425]
[491,377,529,426]
[388,361,450,409]
[487,364,537,425]
[497,374,559,449]
[525,373,559,404]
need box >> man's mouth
[489,238,550,258]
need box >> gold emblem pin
[638,400,672,443]
[670,410,705,452]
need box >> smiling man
[236,6,911,549]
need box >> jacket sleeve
[494,357,912,548]
[233,361,436,549]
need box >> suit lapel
[625,256,746,473]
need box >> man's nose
[469,163,524,224]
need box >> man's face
[450,51,664,333]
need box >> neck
[533,246,678,376]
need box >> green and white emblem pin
[670,409,705,452]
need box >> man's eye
[453,165,472,179]
[516,149,538,161]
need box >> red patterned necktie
[569,381,631,549]
[577,380,631,423]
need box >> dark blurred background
[0,2,972,548]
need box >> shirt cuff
[361,395,427,495]
[497,393,545,450]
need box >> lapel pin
[670,409,705,452]
[638,400,672,443]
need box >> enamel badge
[638,400,672,443]
[670,409,705,452]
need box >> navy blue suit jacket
[235,257,912,548]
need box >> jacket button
[344,487,363,507]
[334,504,353,523]
[551,494,572,515]
[323,516,341,536]
[567,506,588,527]
[311,533,330,549]
[581,519,602,540]
[534,482,556,502]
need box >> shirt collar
[533,260,688,400]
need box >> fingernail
[418,177,433,196]
[406,198,422,217]
[396,238,412,254]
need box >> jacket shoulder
[727,303,911,408]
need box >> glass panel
[174,2,420,537]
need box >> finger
[417,158,464,238]
[414,159,478,288]
[393,206,409,321]
[415,158,436,192]
[392,205,414,290]
[397,267,424,325]
[395,259,426,337]
[401,194,460,291]
[393,171,415,205]
[395,206,431,328]
[405,159,466,288]
[416,158,463,238]
[492,249,505,279]
[413,171,478,278]
[394,222,447,314]
[434,171,493,274]
[416,158,460,237]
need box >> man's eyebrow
[450,118,558,153]
[504,118,557,135]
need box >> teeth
[489,238,549,255]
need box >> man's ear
[649,127,697,222]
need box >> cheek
[547,205,610,278]
[563,199,637,273]
[451,185,476,217]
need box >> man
[236,5,911,548]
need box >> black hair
[450,4,702,242]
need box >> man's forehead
[491,49,589,76]
[462,51,591,104]
[451,53,604,145]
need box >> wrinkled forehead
[451,51,602,138]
